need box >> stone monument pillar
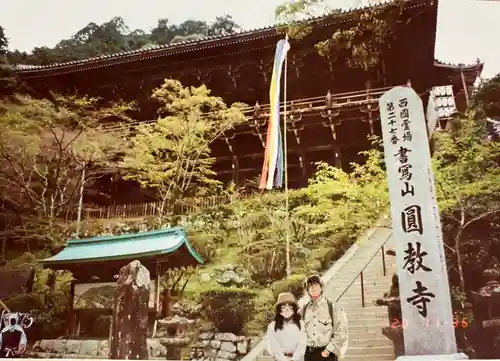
[379,86,467,360]
[109,260,150,360]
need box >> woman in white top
[266,292,307,361]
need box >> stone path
[253,221,397,361]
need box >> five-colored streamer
[259,38,290,190]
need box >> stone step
[334,275,394,285]
[347,345,394,356]
[338,291,392,300]
[337,289,389,299]
[345,315,389,325]
[334,265,389,277]
[337,305,386,313]
[259,349,395,361]
[349,323,387,333]
[332,273,393,283]
[349,337,393,348]
[339,298,385,306]
[338,273,395,282]
[346,308,389,316]
[257,356,273,361]
[344,354,395,361]
[325,289,388,303]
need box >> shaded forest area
[0,15,241,65]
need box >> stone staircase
[249,220,397,361]
[332,230,396,361]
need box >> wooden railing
[81,194,251,220]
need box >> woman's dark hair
[274,302,301,331]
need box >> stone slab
[397,353,469,361]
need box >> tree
[208,15,242,37]
[0,95,129,251]
[7,16,243,66]
[0,55,17,97]
[149,19,171,45]
[434,111,500,293]
[275,0,406,71]
[473,73,500,119]
[121,79,246,217]
[0,26,8,55]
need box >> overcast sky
[1,0,499,78]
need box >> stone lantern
[374,273,405,357]
[469,268,500,358]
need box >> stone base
[397,353,468,361]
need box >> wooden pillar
[331,126,342,169]
[361,80,375,135]
[299,150,308,185]
[321,90,342,169]
[223,134,239,186]
[251,102,266,148]
[381,59,388,87]
[289,108,306,183]
[231,155,240,186]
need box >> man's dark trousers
[304,346,338,361]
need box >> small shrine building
[40,227,203,338]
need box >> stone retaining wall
[27,333,257,360]
[29,338,168,359]
[191,332,256,361]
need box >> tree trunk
[454,228,466,294]
[109,260,151,360]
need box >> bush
[272,274,306,300]
[5,291,68,340]
[319,233,355,270]
[244,242,287,285]
[200,287,256,335]
[190,233,220,262]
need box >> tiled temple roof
[15,0,434,74]
[434,58,484,72]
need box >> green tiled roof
[41,227,203,265]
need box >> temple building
[14,0,482,190]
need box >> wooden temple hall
[40,227,203,337]
[15,0,482,189]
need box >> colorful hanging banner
[259,38,290,189]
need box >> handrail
[334,231,392,307]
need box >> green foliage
[189,232,222,263]
[0,26,7,55]
[200,287,256,335]
[294,141,388,237]
[5,291,68,339]
[272,274,305,299]
[473,73,500,119]
[121,79,246,217]
[61,138,387,336]
[434,113,500,217]
[0,55,17,97]
[275,0,403,70]
[0,95,129,252]
[433,112,500,292]
[7,16,241,66]
[3,253,72,340]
